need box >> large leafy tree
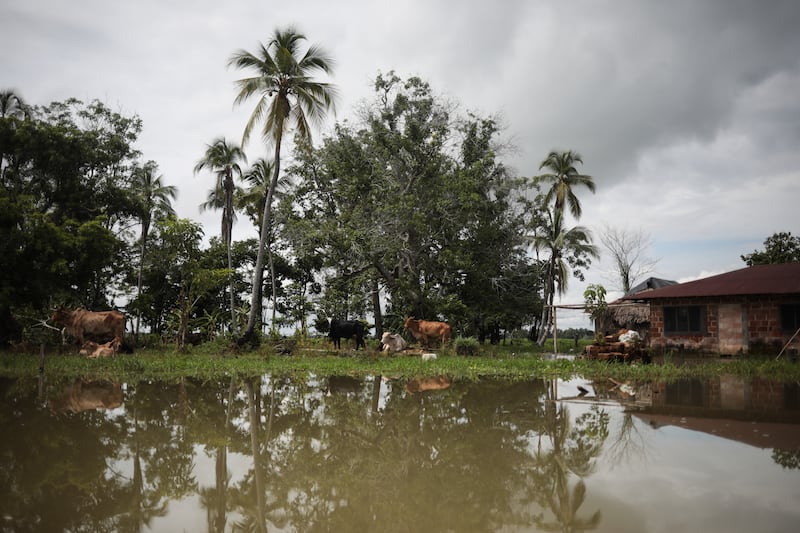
[141,218,228,348]
[1,98,143,344]
[229,26,338,344]
[194,137,246,333]
[285,73,531,336]
[741,231,800,266]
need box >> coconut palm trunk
[244,140,282,341]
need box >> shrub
[454,337,480,356]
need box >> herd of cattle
[49,305,453,357]
[329,317,452,353]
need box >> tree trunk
[372,276,383,338]
[242,137,282,345]
[537,257,556,345]
[224,171,238,336]
[135,218,150,343]
[268,239,277,333]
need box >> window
[781,304,800,332]
[663,305,705,335]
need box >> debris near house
[582,329,650,363]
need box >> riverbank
[2,338,799,382]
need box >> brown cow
[404,317,452,348]
[51,306,125,347]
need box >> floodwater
[1,373,800,532]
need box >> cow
[51,306,125,347]
[328,319,366,350]
[404,317,452,348]
[380,331,408,352]
[79,340,119,358]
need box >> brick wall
[648,295,799,355]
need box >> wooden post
[553,306,558,355]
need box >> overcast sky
[4,0,799,327]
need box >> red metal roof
[624,263,800,300]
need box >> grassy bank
[2,337,799,383]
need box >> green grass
[2,336,799,383]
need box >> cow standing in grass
[51,306,125,348]
[328,319,367,350]
[404,317,452,348]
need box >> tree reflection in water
[526,379,607,532]
[3,374,797,531]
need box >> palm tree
[132,161,176,341]
[194,137,247,334]
[532,209,598,345]
[0,89,29,119]
[0,89,30,183]
[537,150,595,219]
[238,158,274,231]
[229,26,337,343]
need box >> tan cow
[79,340,119,358]
[404,317,452,348]
[51,306,125,347]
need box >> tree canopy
[741,232,800,266]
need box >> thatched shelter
[599,301,651,335]
[596,278,677,337]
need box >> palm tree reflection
[530,379,607,532]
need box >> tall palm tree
[229,26,337,343]
[532,209,598,345]
[133,161,176,341]
[537,150,595,219]
[194,137,247,334]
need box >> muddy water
[1,374,799,532]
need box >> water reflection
[48,378,123,414]
[0,374,799,532]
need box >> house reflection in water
[628,376,800,451]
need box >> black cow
[328,319,366,350]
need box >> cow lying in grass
[380,331,408,352]
[79,340,119,358]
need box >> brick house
[623,263,800,355]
